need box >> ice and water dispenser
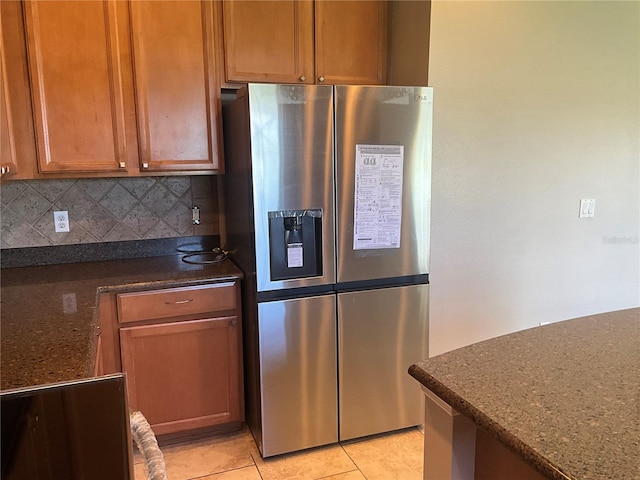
[268,209,323,281]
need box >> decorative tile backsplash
[0,176,219,249]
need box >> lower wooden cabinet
[120,316,241,436]
[97,280,243,437]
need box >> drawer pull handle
[166,299,194,305]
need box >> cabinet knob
[299,76,306,82]
[142,163,149,169]
[318,76,325,82]
[0,166,7,175]
[230,319,238,327]
[119,162,126,169]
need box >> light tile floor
[134,426,424,480]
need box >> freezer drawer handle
[165,299,194,305]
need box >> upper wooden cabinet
[23,1,133,174]
[18,0,222,177]
[315,1,387,85]
[222,1,314,84]
[222,0,387,85]
[1,0,37,180]
[129,1,222,173]
[1,37,17,178]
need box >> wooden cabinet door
[315,1,387,85]
[222,0,314,84]
[1,0,37,180]
[1,37,16,178]
[23,1,133,174]
[129,1,222,173]
[120,316,242,436]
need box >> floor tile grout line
[314,466,364,480]
[338,443,367,480]
[249,447,267,480]
[185,463,259,480]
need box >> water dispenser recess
[268,210,323,281]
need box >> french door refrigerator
[223,83,432,457]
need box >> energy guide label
[353,144,404,250]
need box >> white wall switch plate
[579,199,595,218]
[54,210,70,232]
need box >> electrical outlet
[62,293,77,314]
[54,210,70,232]
[192,206,201,225]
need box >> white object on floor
[130,411,168,480]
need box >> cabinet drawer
[117,282,236,324]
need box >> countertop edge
[86,289,102,379]
[95,273,244,295]
[408,365,574,480]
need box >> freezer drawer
[258,295,338,457]
[338,284,429,441]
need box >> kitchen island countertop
[409,307,640,480]
[1,255,243,391]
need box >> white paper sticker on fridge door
[353,144,404,250]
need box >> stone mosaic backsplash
[0,176,218,249]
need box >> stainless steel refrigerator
[222,84,432,457]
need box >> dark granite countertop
[1,255,243,391]
[409,308,640,480]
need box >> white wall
[428,1,640,356]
